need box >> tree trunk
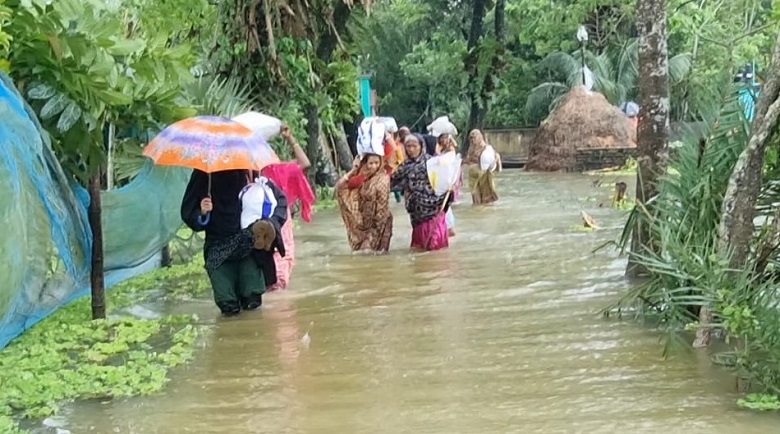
[303,0,353,185]
[702,30,780,348]
[626,0,670,278]
[161,244,172,268]
[463,0,505,152]
[304,103,322,185]
[463,0,488,150]
[88,170,106,320]
[332,122,353,171]
[718,30,780,269]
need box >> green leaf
[56,101,82,132]
[27,83,56,100]
[97,89,133,105]
[88,53,115,76]
[107,39,146,57]
[39,93,68,120]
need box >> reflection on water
[62,172,779,433]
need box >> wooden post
[88,169,106,319]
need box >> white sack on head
[232,112,283,140]
[356,117,387,156]
[426,116,458,137]
[377,117,398,133]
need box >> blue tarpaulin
[0,73,190,349]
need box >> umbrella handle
[207,173,212,198]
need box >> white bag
[377,117,398,133]
[238,177,278,229]
[480,145,497,171]
[356,117,387,156]
[426,116,458,137]
[232,111,283,140]
[426,151,462,196]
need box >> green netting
[0,73,190,349]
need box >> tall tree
[695,30,780,348]
[214,0,363,185]
[718,31,780,270]
[626,0,670,277]
[7,0,195,319]
[463,0,506,143]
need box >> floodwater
[59,171,779,433]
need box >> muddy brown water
[55,171,778,433]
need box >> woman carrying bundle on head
[463,129,501,205]
[336,152,394,253]
[230,113,316,291]
[391,134,451,251]
[257,124,315,291]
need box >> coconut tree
[525,38,692,121]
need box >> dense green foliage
[606,83,780,407]
[351,0,777,129]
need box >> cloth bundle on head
[231,111,283,140]
[426,116,458,137]
[239,176,278,229]
[356,117,387,156]
[619,101,639,117]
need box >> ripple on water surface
[60,172,779,433]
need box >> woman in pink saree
[260,125,315,290]
[391,134,450,251]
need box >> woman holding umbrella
[181,169,288,316]
[144,115,288,316]
[231,112,316,292]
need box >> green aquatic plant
[569,225,596,232]
[0,259,207,431]
[737,393,780,411]
[612,197,635,211]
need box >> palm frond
[615,38,639,90]
[538,51,579,78]
[113,140,147,184]
[669,53,693,84]
[525,82,569,117]
[608,85,749,350]
[186,75,256,117]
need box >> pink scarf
[261,162,315,222]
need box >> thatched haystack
[525,86,636,172]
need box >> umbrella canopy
[142,115,280,174]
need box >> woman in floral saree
[336,153,393,252]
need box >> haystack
[525,86,636,172]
